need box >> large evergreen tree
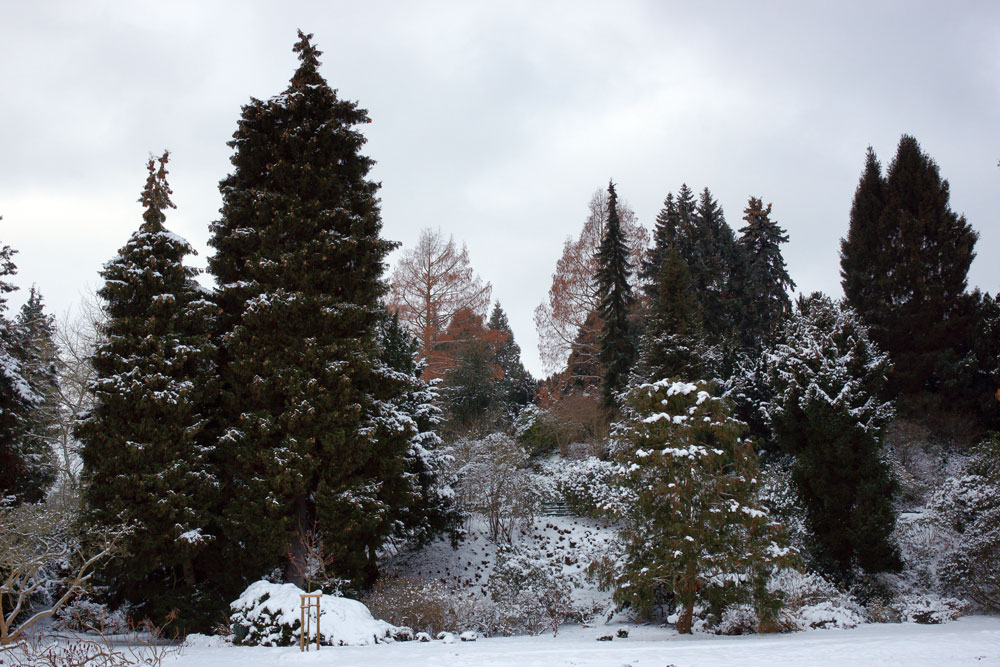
[612,380,792,633]
[594,181,636,408]
[207,32,414,590]
[765,294,900,583]
[735,197,794,350]
[0,234,52,505]
[76,153,220,627]
[12,287,59,497]
[840,135,979,401]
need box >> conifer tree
[0,234,52,505]
[12,287,59,495]
[634,247,704,382]
[735,197,794,350]
[488,302,535,408]
[374,310,457,548]
[694,188,740,343]
[840,136,979,399]
[611,380,793,633]
[594,181,636,408]
[765,294,900,583]
[76,153,220,627]
[207,32,412,590]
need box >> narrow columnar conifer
[77,153,220,628]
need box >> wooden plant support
[299,593,322,652]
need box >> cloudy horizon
[2,0,997,378]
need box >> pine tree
[634,247,704,382]
[840,136,979,400]
[735,197,794,350]
[765,294,900,583]
[594,181,636,408]
[487,302,535,408]
[611,380,793,633]
[76,152,221,628]
[694,188,740,344]
[207,32,409,590]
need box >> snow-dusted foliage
[608,379,795,633]
[765,294,899,582]
[539,455,624,518]
[486,545,575,636]
[454,433,541,544]
[229,581,410,647]
[930,436,1000,611]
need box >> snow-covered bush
[230,581,410,647]
[486,546,575,636]
[896,593,966,624]
[930,437,1000,611]
[768,569,864,630]
[55,598,130,634]
[455,433,542,543]
[363,575,484,636]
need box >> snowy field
[171,616,1000,666]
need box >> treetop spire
[290,29,325,90]
[139,151,175,231]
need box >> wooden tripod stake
[300,593,322,652]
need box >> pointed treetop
[290,29,326,90]
[139,151,175,231]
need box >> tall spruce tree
[13,287,59,495]
[765,294,900,583]
[735,197,794,350]
[840,136,979,400]
[208,32,412,590]
[76,153,220,628]
[594,181,636,408]
[0,234,52,505]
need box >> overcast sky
[1,1,997,377]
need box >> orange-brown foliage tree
[389,228,492,376]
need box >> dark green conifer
[0,236,53,505]
[735,197,794,350]
[77,152,220,628]
[635,248,704,382]
[594,181,636,408]
[487,302,535,408]
[840,136,978,400]
[207,32,410,590]
[766,294,900,583]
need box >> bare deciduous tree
[0,492,126,646]
[389,228,492,378]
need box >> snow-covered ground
[172,616,1000,666]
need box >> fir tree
[374,310,458,549]
[840,136,979,400]
[634,247,704,382]
[611,380,793,633]
[76,152,221,628]
[207,32,410,590]
[487,302,535,408]
[0,229,52,505]
[765,294,900,583]
[694,188,740,345]
[12,287,59,496]
[594,181,636,408]
[735,197,794,350]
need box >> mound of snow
[230,580,411,647]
